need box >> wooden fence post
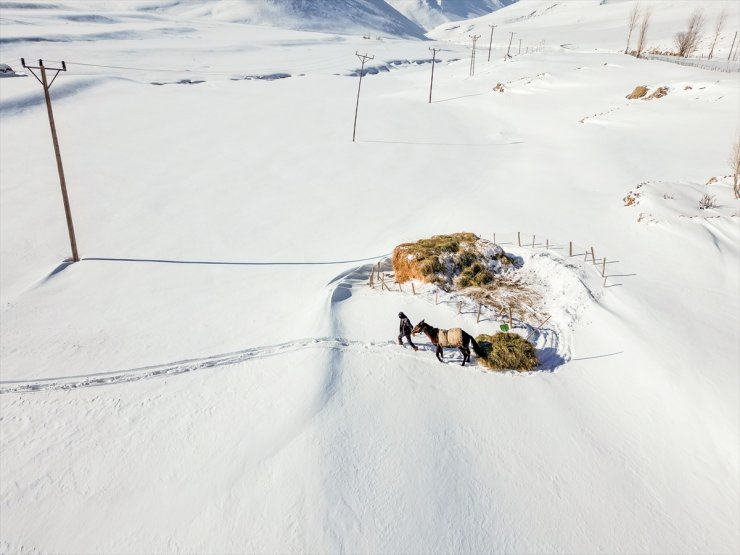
[476,303,482,323]
[411,282,416,295]
[508,307,513,329]
[526,314,552,341]
[517,232,521,246]
[532,234,535,248]
[569,241,573,257]
[493,232,496,244]
[435,290,438,305]
[546,239,549,250]
[590,246,596,264]
[601,257,606,277]
[458,301,462,314]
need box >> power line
[39,59,246,76]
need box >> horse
[411,320,486,366]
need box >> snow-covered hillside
[1,0,738,553]
[430,0,740,56]
[386,0,517,30]
[157,0,430,39]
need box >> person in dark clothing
[398,312,418,351]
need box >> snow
[1,0,739,553]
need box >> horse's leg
[459,346,469,366]
[462,335,471,365]
[436,345,444,362]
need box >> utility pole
[505,32,515,59]
[729,31,738,61]
[352,51,374,143]
[469,34,481,76]
[518,38,522,55]
[428,47,440,103]
[487,24,497,62]
[21,58,79,263]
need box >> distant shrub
[475,333,539,372]
[699,193,717,210]
[635,9,652,58]
[674,9,705,58]
[730,137,740,199]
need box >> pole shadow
[80,255,390,267]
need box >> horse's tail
[468,334,487,359]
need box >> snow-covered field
[1,0,738,553]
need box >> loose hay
[646,86,669,100]
[475,333,539,372]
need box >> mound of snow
[0,63,23,78]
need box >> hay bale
[646,86,669,100]
[626,85,648,99]
[391,232,519,288]
[391,232,478,285]
[475,333,539,372]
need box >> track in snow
[0,337,407,394]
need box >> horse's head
[411,319,425,335]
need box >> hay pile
[626,85,669,100]
[475,333,539,372]
[646,86,669,100]
[626,85,648,99]
[392,232,520,290]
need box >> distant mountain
[161,0,429,39]
[384,0,518,30]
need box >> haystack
[626,85,648,99]
[391,232,519,289]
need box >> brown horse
[411,320,486,366]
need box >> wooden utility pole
[352,51,374,142]
[21,58,79,262]
[505,32,515,59]
[429,47,440,103]
[729,31,738,61]
[487,24,497,62]
[469,34,481,76]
